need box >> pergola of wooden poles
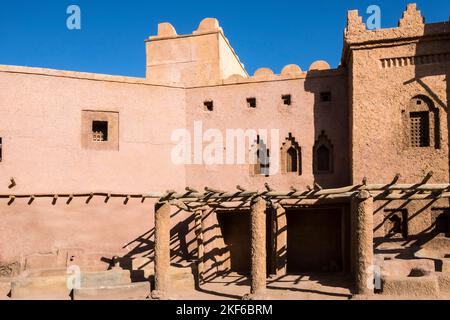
[2,172,448,299]
[149,172,449,299]
[1,171,446,208]
[163,172,448,211]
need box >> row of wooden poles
[0,173,444,298]
[152,189,375,299]
[1,173,449,207]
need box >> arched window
[280,133,302,175]
[408,95,439,148]
[287,147,298,173]
[313,131,333,174]
[317,145,330,172]
[256,147,270,176]
[250,136,270,176]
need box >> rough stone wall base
[382,275,440,298]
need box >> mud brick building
[0,4,449,299]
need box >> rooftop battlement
[345,4,450,46]
[147,18,224,41]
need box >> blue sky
[0,0,449,77]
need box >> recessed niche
[82,111,119,151]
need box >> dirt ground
[170,273,354,300]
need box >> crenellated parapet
[343,4,450,65]
[345,4,426,44]
[222,61,341,85]
[398,3,425,28]
[193,18,223,34]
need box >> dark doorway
[286,208,343,273]
[218,212,251,274]
[217,210,273,275]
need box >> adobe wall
[347,6,450,184]
[0,67,194,266]
[146,19,247,86]
[0,64,351,269]
[185,71,350,190]
[1,6,448,278]
[346,5,450,263]
[373,198,450,242]
[349,41,449,184]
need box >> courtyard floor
[170,273,354,300]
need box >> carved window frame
[280,133,302,175]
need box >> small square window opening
[204,101,214,112]
[320,92,331,102]
[282,94,292,106]
[247,98,257,108]
[92,121,108,142]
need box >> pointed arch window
[317,145,330,172]
[280,133,302,175]
[250,136,270,176]
[313,131,333,174]
[287,147,298,173]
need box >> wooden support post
[352,190,374,296]
[194,209,205,284]
[245,196,267,299]
[152,201,171,299]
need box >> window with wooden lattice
[82,111,119,151]
[410,111,429,147]
[92,121,108,142]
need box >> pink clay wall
[0,5,448,270]
[0,68,191,265]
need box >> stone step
[73,282,150,300]
[11,269,70,300]
[10,268,132,300]
[131,258,197,289]
[80,269,131,288]
[382,275,440,298]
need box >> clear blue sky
[0,0,449,77]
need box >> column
[352,190,374,295]
[250,197,267,296]
[152,201,171,299]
